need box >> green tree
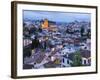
[71,51,82,66]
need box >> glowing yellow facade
[41,19,49,29]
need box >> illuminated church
[41,19,58,32]
[41,19,49,29]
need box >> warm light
[51,56,55,61]
[41,19,49,29]
[51,48,55,51]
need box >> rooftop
[80,50,91,58]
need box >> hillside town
[23,19,91,69]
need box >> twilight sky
[23,10,91,23]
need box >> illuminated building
[41,19,49,29]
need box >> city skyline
[23,10,91,23]
[23,10,91,69]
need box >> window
[84,47,87,49]
[67,60,69,64]
[63,59,64,63]
[84,60,86,64]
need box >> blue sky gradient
[23,10,91,23]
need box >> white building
[61,47,76,55]
[80,39,91,51]
[61,55,72,67]
[23,38,32,47]
[81,57,91,66]
[81,50,91,66]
